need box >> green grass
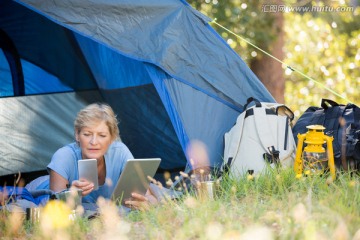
[1,167,359,239]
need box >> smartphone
[78,159,99,190]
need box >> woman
[48,103,157,210]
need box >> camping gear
[294,125,336,180]
[26,207,41,223]
[0,186,52,207]
[0,0,275,183]
[196,180,219,201]
[223,97,296,178]
[55,188,83,210]
[292,99,360,171]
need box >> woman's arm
[49,169,94,196]
[49,169,69,192]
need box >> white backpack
[223,97,296,178]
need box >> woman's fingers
[131,192,147,201]
[124,193,147,210]
[71,179,94,196]
[124,190,159,211]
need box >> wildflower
[326,176,334,185]
[96,197,131,239]
[223,230,241,239]
[41,200,72,230]
[240,226,273,240]
[184,196,198,208]
[349,180,356,188]
[166,178,173,187]
[215,179,221,185]
[304,170,311,176]
[333,220,350,240]
[275,174,281,182]
[205,222,223,240]
[179,171,189,178]
[295,173,303,179]
[247,174,254,181]
[231,185,237,194]
[292,203,308,224]
[9,209,24,236]
[163,171,171,180]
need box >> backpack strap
[224,108,247,168]
[353,104,360,122]
[253,104,283,164]
[223,97,260,171]
[323,104,346,158]
[243,97,262,109]
[321,99,339,109]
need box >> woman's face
[76,120,113,160]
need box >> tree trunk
[250,3,285,103]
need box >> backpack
[223,97,296,178]
[292,99,360,171]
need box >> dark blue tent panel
[0,0,274,178]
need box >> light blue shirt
[47,141,133,203]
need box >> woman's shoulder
[52,142,80,159]
[107,141,133,158]
[110,140,127,148]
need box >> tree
[250,0,285,103]
[284,0,360,117]
[188,0,359,116]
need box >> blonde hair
[74,103,120,141]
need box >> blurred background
[187,0,359,119]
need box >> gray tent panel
[0,91,102,176]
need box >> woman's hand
[71,179,94,196]
[124,188,158,211]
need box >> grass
[1,166,359,240]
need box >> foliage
[112,169,360,239]
[187,0,279,63]
[283,2,360,118]
[1,168,359,239]
[187,0,360,118]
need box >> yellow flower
[231,185,237,194]
[304,170,311,176]
[276,174,281,181]
[326,176,334,185]
[295,173,303,179]
[349,181,356,187]
[247,174,254,181]
[41,200,72,230]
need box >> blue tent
[0,0,274,182]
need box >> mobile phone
[78,159,99,190]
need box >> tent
[0,0,275,184]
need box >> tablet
[111,158,161,205]
[78,159,99,190]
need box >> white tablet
[78,159,99,190]
[111,158,161,205]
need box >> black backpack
[292,99,360,171]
